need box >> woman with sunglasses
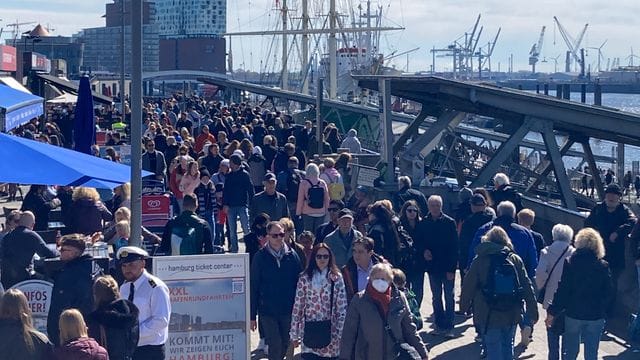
[290,243,347,360]
[399,200,426,309]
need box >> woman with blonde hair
[296,163,330,232]
[54,309,108,359]
[0,289,53,359]
[113,182,131,211]
[546,228,614,360]
[88,276,139,360]
[70,187,113,235]
[179,160,201,196]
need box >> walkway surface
[248,273,639,359]
[1,193,638,359]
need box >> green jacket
[460,241,538,331]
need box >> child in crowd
[392,268,423,330]
[113,220,130,253]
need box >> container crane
[553,16,588,73]
[528,26,546,73]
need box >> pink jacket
[179,174,200,195]
[296,176,330,216]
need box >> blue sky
[2,0,639,73]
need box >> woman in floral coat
[290,243,348,359]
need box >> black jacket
[419,212,458,274]
[222,169,255,207]
[0,226,59,289]
[200,153,224,175]
[47,254,95,346]
[458,209,494,268]
[491,185,524,212]
[88,299,140,360]
[368,221,399,266]
[548,248,614,320]
[584,202,636,271]
[393,187,428,215]
[21,189,57,231]
[250,245,302,319]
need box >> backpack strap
[541,246,570,291]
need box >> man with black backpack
[460,226,538,360]
[276,156,305,232]
[159,194,214,256]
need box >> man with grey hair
[469,201,537,276]
[393,175,428,215]
[491,173,523,212]
[419,195,458,337]
[0,211,59,288]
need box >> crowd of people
[1,94,640,360]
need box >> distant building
[76,0,159,75]
[155,0,226,73]
[155,0,226,38]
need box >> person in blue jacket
[467,200,538,348]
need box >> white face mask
[371,279,390,293]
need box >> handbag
[374,302,422,360]
[537,246,570,305]
[303,279,334,349]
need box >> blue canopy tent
[0,84,44,132]
[0,132,152,189]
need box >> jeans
[227,206,250,253]
[428,272,455,330]
[562,316,605,360]
[484,325,516,360]
[261,314,292,360]
[203,210,216,240]
[214,220,226,246]
[547,327,561,360]
[408,271,425,310]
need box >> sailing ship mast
[224,0,403,98]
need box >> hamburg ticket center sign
[154,254,250,360]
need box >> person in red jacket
[54,309,109,360]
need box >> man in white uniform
[118,246,171,360]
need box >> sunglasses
[315,254,330,260]
[407,208,418,213]
[269,232,286,238]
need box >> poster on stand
[10,280,54,334]
[153,254,250,360]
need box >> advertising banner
[153,254,250,360]
[10,280,54,334]
[0,45,17,72]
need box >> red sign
[142,194,171,215]
[0,45,17,72]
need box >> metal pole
[301,0,309,94]
[328,0,337,99]
[316,78,324,156]
[281,0,288,91]
[130,0,143,247]
[378,78,394,184]
[120,0,126,115]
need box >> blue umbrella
[0,132,151,189]
[73,75,95,154]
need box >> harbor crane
[6,21,36,45]
[528,26,545,73]
[553,16,588,73]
